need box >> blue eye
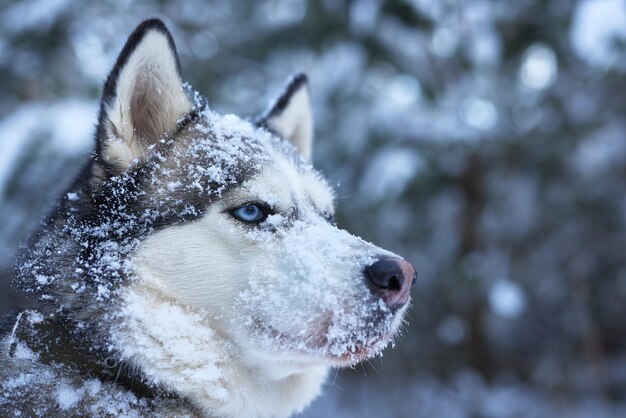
[231,204,267,223]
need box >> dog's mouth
[325,333,396,367]
[249,303,404,366]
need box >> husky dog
[0,19,415,417]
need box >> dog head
[11,18,416,416]
[87,20,415,370]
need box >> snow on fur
[239,218,395,360]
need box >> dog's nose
[364,257,415,311]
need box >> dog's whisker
[324,367,342,393]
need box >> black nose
[364,257,415,311]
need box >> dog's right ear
[95,19,192,176]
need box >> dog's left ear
[95,19,192,175]
[256,73,313,160]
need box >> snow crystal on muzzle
[238,218,397,361]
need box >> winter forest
[0,0,625,417]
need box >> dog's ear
[95,19,192,175]
[256,73,314,160]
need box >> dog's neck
[114,285,328,418]
[7,308,167,404]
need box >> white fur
[114,285,327,418]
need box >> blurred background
[1,0,625,416]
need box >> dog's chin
[325,334,394,367]
[267,325,400,369]
[321,304,408,367]
[250,334,393,370]
[247,302,408,369]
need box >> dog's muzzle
[364,257,416,312]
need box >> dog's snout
[364,257,415,311]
